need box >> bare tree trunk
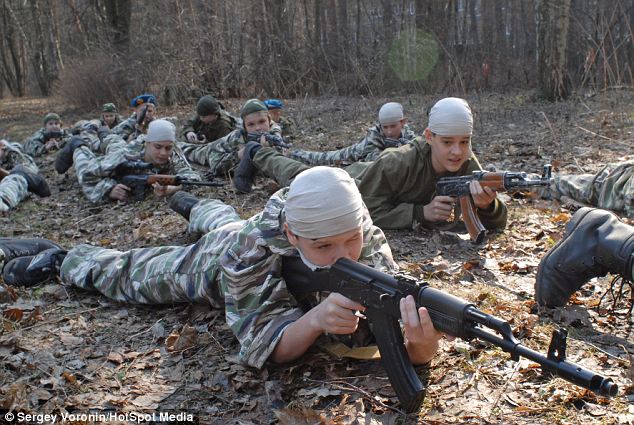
[29,0,57,95]
[538,0,572,100]
[104,0,131,52]
[1,0,28,96]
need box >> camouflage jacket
[1,142,38,173]
[276,116,298,140]
[216,187,397,368]
[23,128,71,157]
[290,124,416,166]
[181,109,238,143]
[80,135,201,202]
[181,123,282,176]
[355,140,508,230]
[112,114,178,141]
[111,113,139,141]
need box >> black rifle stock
[42,131,64,142]
[282,256,617,413]
[435,164,553,243]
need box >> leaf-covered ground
[0,90,633,424]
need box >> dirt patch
[1,90,633,424]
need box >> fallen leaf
[107,351,125,364]
[166,324,197,352]
[3,308,24,322]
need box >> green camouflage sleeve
[3,143,38,173]
[289,126,383,166]
[112,115,136,140]
[23,129,47,157]
[181,114,200,139]
[170,147,202,182]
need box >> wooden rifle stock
[456,174,506,243]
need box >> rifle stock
[282,256,617,412]
[119,174,223,201]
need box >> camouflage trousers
[549,161,634,218]
[0,174,29,212]
[253,148,369,187]
[59,199,242,307]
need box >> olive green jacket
[354,139,507,230]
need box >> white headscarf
[378,102,404,125]
[284,167,364,240]
[146,119,176,143]
[428,97,473,136]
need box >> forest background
[1,0,632,105]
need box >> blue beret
[264,99,283,109]
[131,94,157,107]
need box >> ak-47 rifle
[42,131,64,142]
[246,132,292,149]
[383,137,409,148]
[119,174,224,201]
[436,164,553,243]
[282,256,618,413]
[131,104,149,139]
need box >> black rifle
[119,174,224,201]
[42,131,64,142]
[282,256,617,413]
[113,160,155,176]
[436,165,552,243]
[383,137,408,148]
[246,132,292,149]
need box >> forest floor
[0,89,633,425]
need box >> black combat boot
[168,192,200,221]
[0,238,62,263]
[2,248,67,287]
[54,136,88,174]
[9,165,51,197]
[233,141,262,193]
[535,207,634,308]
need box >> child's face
[102,113,117,126]
[426,129,471,174]
[243,111,271,133]
[286,226,364,267]
[137,104,156,121]
[381,119,405,139]
[268,109,282,123]
[200,114,218,124]
[144,141,173,165]
[45,120,61,132]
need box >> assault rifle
[42,131,64,142]
[282,256,618,413]
[436,164,552,243]
[246,132,292,149]
[383,137,408,148]
[119,174,224,201]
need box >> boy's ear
[424,128,433,143]
[283,223,299,246]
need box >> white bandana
[378,102,404,125]
[146,119,176,143]
[428,97,473,136]
[284,167,363,239]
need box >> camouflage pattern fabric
[276,116,298,140]
[253,147,310,188]
[180,123,281,177]
[1,142,38,173]
[24,128,71,157]
[550,161,634,218]
[0,174,29,212]
[111,114,138,141]
[180,110,239,144]
[60,187,396,368]
[289,124,416,166]
[72,135,201,203]
[101,115,123,129]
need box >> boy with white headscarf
[287,102,416,167]
[240,97,507,233]
[4,167,444,372]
